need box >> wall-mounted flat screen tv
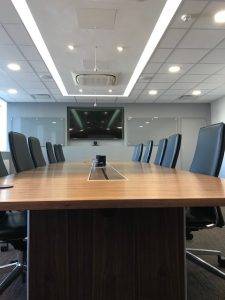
[67,107,124,140]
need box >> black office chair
[142,140,153,163]
[132,143,143,162]
[8,131,34,172]
[58,144,65,162]
[54,144,61,162]
[0,152,27,294]
[161,134,182,168]
[186,123,225,279]
[28,137,46,168]
[46,142,57,164]
[154,138,167,165]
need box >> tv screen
[67,107,124,140]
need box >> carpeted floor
[0,217,225,300]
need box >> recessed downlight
[168,65,181,73]
[7,63,21,71]
[139,125,143,128]
[192,90,202,96]
[180,14,192,22]
[214,10,225,24]
[79,89,83,93]
[148,90,158,95]
[117,46,124,52]
[8,88,18,94]
[108,89,112,93]
[68,44,75,51]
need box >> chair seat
[0,211,27,241]
[186,208,216,229]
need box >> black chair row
[46,142,65,164]
[132,124,225,279]
[133,133,182,169]
[0,132,66,294]
[8,132,65,172]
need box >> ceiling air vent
[31,94,51,100]
[72,72,117,87]
[178,95,193,101]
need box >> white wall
[211,97,225,177]
[0,98,7,151]
[8,102,211,169]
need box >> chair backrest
[28,137,46,168]
[154,138,167,165]
[0,152,8,219]
[132,143,143,162]
[161,134,182,168]
[8,131,35,173]
[142,140,153,163]
[58,144,65,162]
[0,152,8,177]
[54,144,62,162]
[190,123,225,176]
[46,142,57,164]
[189,123,225,228]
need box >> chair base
[0,261,26,295]
[187,249,225,280]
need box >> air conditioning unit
[72,72,117,87]
[31,94,51,100]
[178,95,193,101]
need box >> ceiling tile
[178,74,208,83]
[216,39,225,48]
[29,61,49,73]
[23,86,49,94]
[201,49,225,63]
[4,24,33,45]
[50,88,62,96]
[170,82,197,90]
[150,48,173,63]
[0,25,13,45]
[19,45,41,60]
[155,95,178,103]
[151,73,181,83]
[204,75,225,84]
[0,45,25,61]
[167,49,209,63]
[20,80,47,89]
[133,82,147,90]
[147,82,173,90]
[187,63,225,75]
[9,72,40,83]
[158,29,186,48]
[216,67,225,75]
[178,29,225,49]
[193,94,220,103]
[163,90,187,96]
[144,62,161,74]
[194,82,222,90]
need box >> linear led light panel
[11,0,183,98]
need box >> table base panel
[28,208,186,300]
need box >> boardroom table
[1,162,225,300]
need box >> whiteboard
[11,117,66,146]
[127,117,178,146]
